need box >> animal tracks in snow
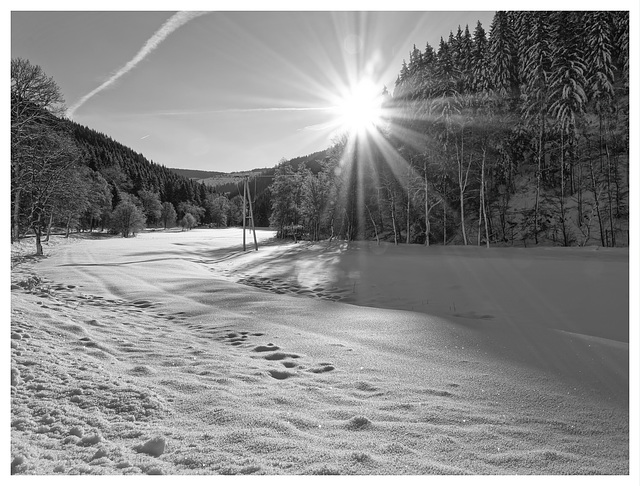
[13,273,189,324]
[217,329,336,380]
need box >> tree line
[12,11,629,252]
[268,11,629,247]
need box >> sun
[335,78,383,135]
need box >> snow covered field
[9,228,633,477]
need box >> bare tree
[47,165,92,239]
[20,130,80,254]
[11,58,66,243]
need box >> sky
[11,5,498,173]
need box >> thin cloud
[66,11,208,118]
[146,106,337,116]
[299,121,340,132]
[216,106,336,113]
[106,106,338,117]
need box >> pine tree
[417,43,437,102]
[471,21,490,93]
[584,11,625,246]
[504,11,524,90]
[549,12,588,139]
[611,11,629,87]
[585,12,616,112]
[488,11,517,98]
[458,25,474,93]
[549,11,588,246]
[394,60,410,98]
[521,11,555,244]
[435,36,458,98]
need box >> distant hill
[169,167,272,187]
[170,149,330,193]
[169,168,227,180]
[276,149,330,174]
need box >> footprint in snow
[263,352,300,361]
[252,344,280,353]
[267,369,295,380]
[308,363,335,373]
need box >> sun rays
[334,78,384,136]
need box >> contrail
[66,11,208,118]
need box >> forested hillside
[67,121,218,211]
[268,11,629,247]
[11,59,243,253]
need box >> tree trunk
[376,187,384,233]
[366,205,380,246]
[390,190,398,245]
[614,153,621,218]
[406,189,410,244]
[443,199,447,245]
[569,158,575,194]
[480,147,489,248]
[330,215,335,241]
[12,186,22,243]
[35,229,43,255]
[559,131,569,246]
[460,154,473,246]
[34,214,43,256]
[482,186,490,248]
[455,138,469,246]
[577,157,583,226]
[460,178,466,245]
[477,185,482,247]
[534,122,543,244]
[45,212,54,242]
[605,143,615,247]
[589,158,605,246]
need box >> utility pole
[242,177,247,250]
[246,177,258,250]
[242,177,258,251]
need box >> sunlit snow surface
[11,228,629,475]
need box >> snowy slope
[9,229,631,476]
